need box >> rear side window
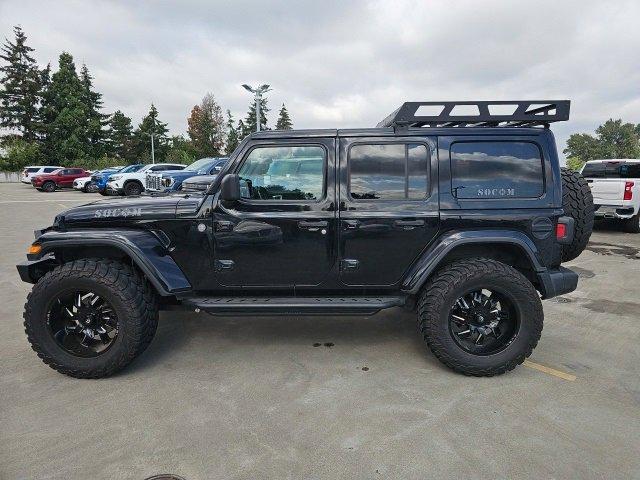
[349,143,429,200]
[451,141,544,199]
[582,162,640,178]
[26,167,39,173]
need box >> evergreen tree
[564,119,640,166]
[166,134,196,164]
[187,93,225,158]
[225,109,239,155]
[133,104,169,162]
[79,64,108,158]
[275,103,293,130]
[244,97,269,134]
[107,110,135,162]
[0,26,42,142]
[39,52,90,165]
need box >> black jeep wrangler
[17,100,593,378]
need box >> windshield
[184,158,214,172]
[120,164,143,173]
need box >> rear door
[338,136,439,286]
[213,138,337,288]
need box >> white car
[581,159,640,232]
[106,163,186,196]
[73,176,96,193]
[21,166,63,184]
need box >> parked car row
[20,157,228,195]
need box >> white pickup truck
[581,159,640,232]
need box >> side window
[349,143,429,200]
[237,145,325,201]
[59,169,70,175]
[150,165,165,171]
[451,142,544,199]
[43,168,58,173]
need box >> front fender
[402,230,546,295]
[23,229,191,296]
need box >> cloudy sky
[1,0,639,159]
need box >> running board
[182,296,407,316]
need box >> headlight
[110,175,122,181]
[162,178,173,187]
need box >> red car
[31,168,91,192]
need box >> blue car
[93,164,144,195]
[145,157,227,192]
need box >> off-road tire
[123,181,143,196]
[418,258,543,376]
[24,258,158,378]
[623,213,640,233]
[41,181,56,193]
[560,168,594,262]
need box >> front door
[338,137,440,286]
[213,139,337,288]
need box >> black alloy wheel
[448,288,519,356]
[124,181,143,196]
[47,290,118,357]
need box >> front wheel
[123,181,143,196]
[42,181,56,192]
[418,258,543,376]
[23,259,158,378]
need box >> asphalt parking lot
[0,182,638,480]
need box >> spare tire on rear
[560,167,594,262]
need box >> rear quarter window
[582,161,640,178]
[451,141,544,199]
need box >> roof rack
[377,100,570,128]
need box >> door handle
[343,219,360,230]
[298,220,328,229]
[394,219,425,228]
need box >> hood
[182,174,218,191]
[156,170,202,180]
[54,193,204,226]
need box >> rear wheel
[84,181,98,193]
[623,213,640,233]
[418,258,543,376]
[560,168,594,261]
[42,181,56,193]
[124,181,143,196]
[23,259,158,378]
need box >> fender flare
[29,229,191,296]
[402,230,546,295]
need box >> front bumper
[539,267,579,299]
[594,205,636,219]
[17,257,57,284]
[106,181,124,195]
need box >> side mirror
[220,174,240,201]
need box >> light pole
[242,84,272,132]
[150,115,156,164]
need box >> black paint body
[19,126,576,306]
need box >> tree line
[0,26,294,171]
[564,119,640,171]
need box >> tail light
[556,222,567,240]
[624,181,634,201]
